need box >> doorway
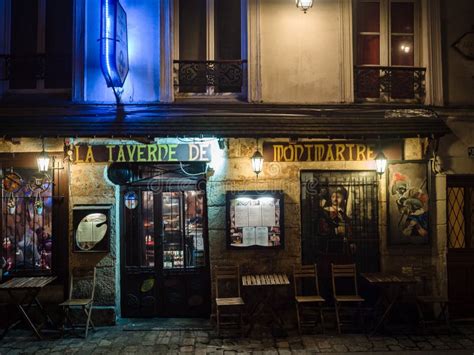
[447,175,474,318]
[120,164,210,318]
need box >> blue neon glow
[100,0,129,88]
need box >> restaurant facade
[0,0,473,325]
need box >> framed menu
[226,191,284,249]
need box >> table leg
[5,289,44,340]
[370,285,402,336]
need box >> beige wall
[259,0,348,103]
[441,0,474,106]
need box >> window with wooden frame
[2,0,72,92]
[354,0,425,102]
[173,0,247,97]
[447,178,474,250]
[0,153,68,279]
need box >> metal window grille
[447,186,473,249]
[301,171,380,273]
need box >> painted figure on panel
[318,186,354,254]
[388,162,429,245]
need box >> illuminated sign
[263,141,402,162]
[73,143,212,163]
[100,0,129,87]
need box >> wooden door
[121,182,210,318]
[447,175,474,318]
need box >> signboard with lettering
[100,0,129,87]
[468,147,474,159]
[263,141,402,162]
[453,31,474,60]
[73,143,212,163]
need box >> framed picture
[387,161,430,245]
[226,191,284,250]
[73,205,112,252]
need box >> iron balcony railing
[173,60,247,96]
[354,65,426,104]
[0,54,70,84]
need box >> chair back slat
[331,263,359,297]
[69,267,97,301]
[293,264,320,297]
[215,265,241,298]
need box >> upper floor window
[173,0,247,97]
[1,0,72,92]
[354,0,426,103]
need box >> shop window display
[2,168,53,274]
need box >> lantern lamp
[251,149,264,178]
[375,151,387,177]
[296,0,313,13]
[37,140,50,173]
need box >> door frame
[119,164,211,318]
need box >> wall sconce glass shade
[375,151,387,176]
[251,150,264,177]
[296,0,313,13]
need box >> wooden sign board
[263,141,402,162]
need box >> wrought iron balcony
[354,65,426,104]
[0,54,47,81]
[0,54,71,89]
[173,60,247,96]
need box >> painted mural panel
[387,162,430,245]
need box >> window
[448,184,474,249]
[354,0,425,102]
[356,0,418,67]
[173,0,246,96]
[7,0,72,91]
[1,168,53,274]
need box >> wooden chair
[293,264,325,334]
[59,267,97,338]
[214,265,245,336]
[402,265,450,331]
[331,263,365,333]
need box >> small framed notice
[226,190,284,249]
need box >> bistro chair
[59,267,97,338]
[402,264,450,331]
[293,264,325,334]
[214,264,245,336]
[331,263,365,333]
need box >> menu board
[227,191,284,249]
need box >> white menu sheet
[256,227,269,246]
[242,227,256,246]
[248,205,262,226]
[235,204,249,227]
[261,202,276,227]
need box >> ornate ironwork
[0,54,46,81]
[173,60,246,95]
[354,65,426,104]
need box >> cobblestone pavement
[1,324,474,354]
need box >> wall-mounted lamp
[251,140,264,178]
[375,151,387,177]
[37,139,50,173]
[296,0,313,13]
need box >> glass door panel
[162,192,184,269]
[142,191,155,267]
[185,191,205,268]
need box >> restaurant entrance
[119,164,210,318]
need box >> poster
[227,191,284,249]
[387,162,430,245]
[235,205,249,227]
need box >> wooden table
[362,272,418,335]
[242,273,290,336]
[0,276,57,340]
